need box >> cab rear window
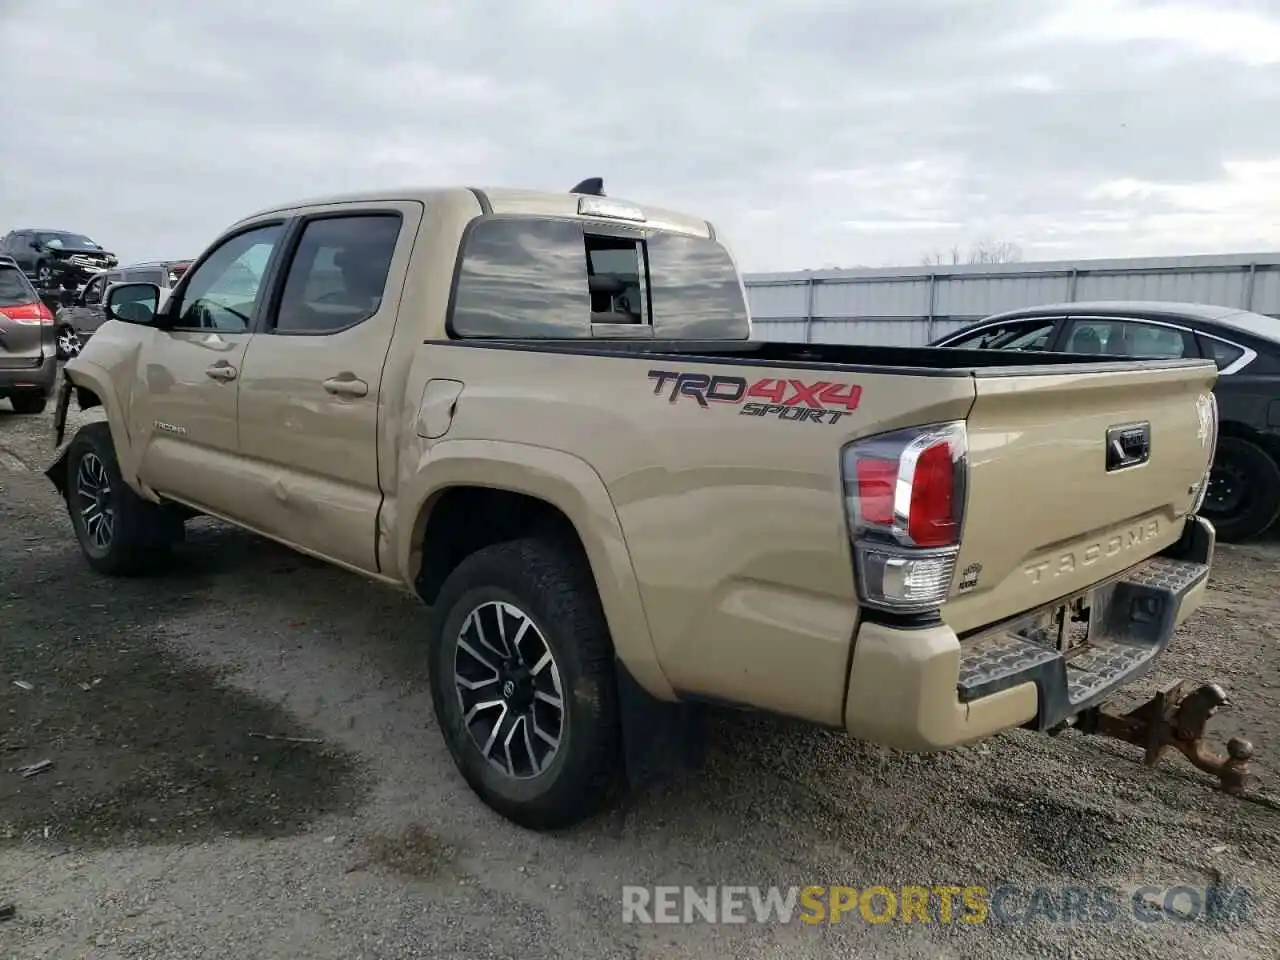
[448,216,749,340]
[0,266,36,307]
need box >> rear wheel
[428,536,623,830]
[35,261,54,288]
[64,423,179,575]
[1200,436,1280,542]
[8,393,47,415]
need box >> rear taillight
[841,421,968,614]
[1190,392,1219,515]
[0,302,54,325]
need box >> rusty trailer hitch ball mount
[1081,680,1256,796]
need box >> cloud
[0,0,1277,272]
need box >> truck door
[234,203,421,573]
[130,222,287,518]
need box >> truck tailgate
[943,360,1218,635]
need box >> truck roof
[231,184,716,240]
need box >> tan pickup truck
[46,181,1221,829]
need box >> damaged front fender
[46,363,106,499]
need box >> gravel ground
[2,396,1279,959]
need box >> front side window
[449,216,749,339]
[172,223,283,332]
[945,319,1057,351]
[273,214,402,334]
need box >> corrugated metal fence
[743,253,1280,346]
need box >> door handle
[323,375,368,398]
[205,362,238,382]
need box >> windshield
[0,266,36,307]
[39,232,99,249]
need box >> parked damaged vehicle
[0,228,119,290]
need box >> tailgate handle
[1106,422,1151,471]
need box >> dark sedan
[932,300,1280,542]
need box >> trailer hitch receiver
[1082,680,1255,795]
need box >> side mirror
[30,240,42,250]
[104,282,161,326]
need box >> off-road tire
[8,393,47,415]
[428,536,623,830]
[65,422,178,576]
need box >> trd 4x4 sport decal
[647,369,861,424]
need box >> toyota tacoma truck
[45,181,1221,829]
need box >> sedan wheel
[1198,436,1280,541]
[57,326,82,360]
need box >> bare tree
[921,240,1024,266]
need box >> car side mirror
[104,282,162,326]
[30,240,42,250]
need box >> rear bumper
[0,354,57,396]
[843,516,1215,751]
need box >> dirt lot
[2,397,1279,959]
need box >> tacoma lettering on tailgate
[647,370,861,425]
[1023,519,1161,584]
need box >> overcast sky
[2,0,1279,272]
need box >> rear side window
[0,266,36,307]
[1197,334,1247,372]
[449,216,749,339]
[273,214,402,334]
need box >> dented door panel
[233,202,422,573]
[132,330,251,517]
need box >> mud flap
[52,373,72,448]
[615,658,707,789]
[44,375,76,498]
